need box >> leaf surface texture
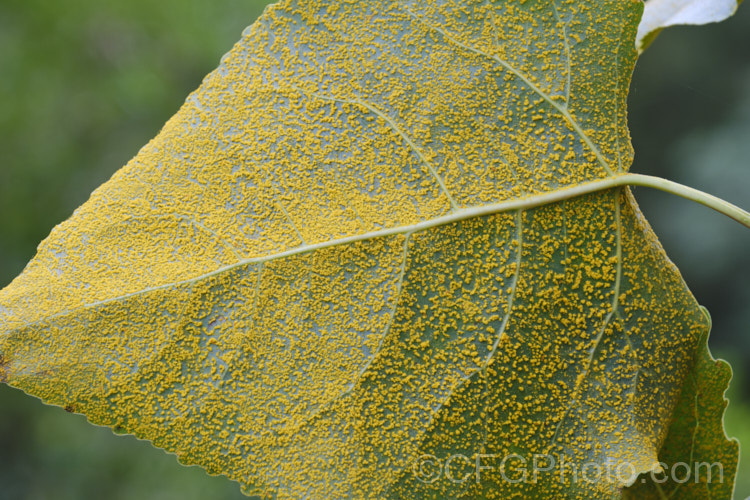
[0,0,738,497]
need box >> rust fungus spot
[0,354,8,383]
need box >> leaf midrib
[6,174,637,334]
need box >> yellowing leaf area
[0,0,739,498]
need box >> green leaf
[0,0,739,498]
[623,310,739,498]
[636,0,742,53]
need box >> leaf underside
[624,321,738,499]
[0,0,738,498]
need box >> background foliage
[0,0,747,498]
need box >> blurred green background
[0,0,748,498]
